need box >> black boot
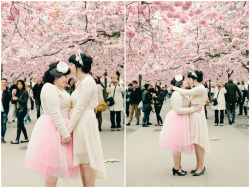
[1,138,6,143]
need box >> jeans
[110,111,121,128]
[16,108,28,142]
[214,110,224,124]
[155,104,163,124]
[24,109,31,123]
[35,100,41,119]
[1,112,7,139]
[226,102,236,123]
[142,111,150,124]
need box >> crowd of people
[124,77,249,129]
[126,81,169,127]
[2,72,249,144]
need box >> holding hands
[61,136,72,144]
[194,105,202,112]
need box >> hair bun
[195,70,203,82]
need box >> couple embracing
[24,53,106,186]
[160,70,210,176]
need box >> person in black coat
[32,77,44,119]
[142,84,152,127]
[126,83,133,117]
[153,85,164,126]
[1,78,11,143]
[238,80,248,115]
[224,78,242,125]
[10,80,29,144]
[126,80,142,126]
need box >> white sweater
[40,83,70,139]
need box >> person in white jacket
[211,81,227,126]
[107,75,124,131]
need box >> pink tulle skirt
[159,110,193,154]
[24,111,79,180]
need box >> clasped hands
[194,105,202,112]
[61,129,72,145]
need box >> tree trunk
[104,70,108,101]
[209,80,212,101]
[139,74,142,88]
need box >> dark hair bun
[170,78,176,86]
[69,53,93,74]
[188,70,203,82]
[196,70,203,82]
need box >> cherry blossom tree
[126,1,249,85]
[1,1,124,82]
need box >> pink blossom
[182,2,192,11]
[167,12,174,18]
[173,2,183,7]
[231,38,240,46]
[126,27,135,38]
[174,13,180,19]
[1,2,10,7]
[199,19,207,26]
[195,8,203,15]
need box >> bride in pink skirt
[24,62,79,186]
[159,75,201,176]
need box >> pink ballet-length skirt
[24,111,79,180]
[159,110,193,154]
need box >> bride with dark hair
[160,75,202,176]
[172,70,210,176]
[24,61,79,186]
[67,53,106,187]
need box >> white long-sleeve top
[173,85,207,106]
[171,91,195,114]
[97,84,104,102]
[107,83,124,111]
[67,75,99,133]
[40,83,70,139]
[211,86,227,110]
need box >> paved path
[126,99,249,187]
[1,109,124,187]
